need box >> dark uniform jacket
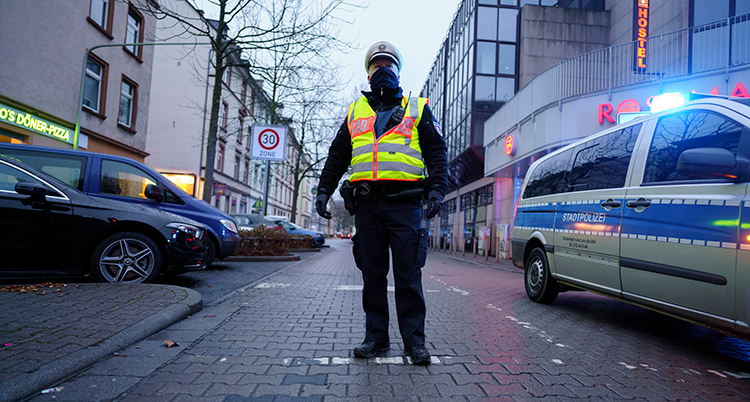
[318,88,449,198]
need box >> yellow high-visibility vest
[347,96,428,182]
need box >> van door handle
[600,200,621,208]
[626,199,652,208]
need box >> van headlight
[167,222,204,239]
[221,219,238,234]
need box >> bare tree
[132,0,360,202]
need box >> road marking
[708,370,727,378]
[276,356,444,365]
[254,283,290,288]
[552,359,563,365]
[505,315,566,348]
[447,286,469,295]
[334,285,395,291]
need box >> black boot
[405,345,431,365]
[353,341,390,358]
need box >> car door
[620,108,746,320]
[739,189,750,328]
[552,124,641,297]
[0,160,73,273]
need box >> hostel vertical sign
[633,0,649,71]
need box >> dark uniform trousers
[353,195,428,347]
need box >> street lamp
[74,41,210,149]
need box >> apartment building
[0,0,156,160]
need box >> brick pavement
[29,243,750,401]
[0,283,201,402]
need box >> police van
[512,94,750,340]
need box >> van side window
[522,148,574,199]
[567,124,641,192]
[164,188,184,204]
[0,150,86,191]
[100,160,157,199]
[644,111,742,183]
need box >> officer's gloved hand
[423,190,443,219]
[315,193,332,219]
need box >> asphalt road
[155,251,321,306]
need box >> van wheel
[91,232,162,284]
[525,247,559,304]
[204,236,217,267]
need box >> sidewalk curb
[0,285,202,402]
[224,254,301,262]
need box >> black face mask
[369,67,399,90]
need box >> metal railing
[505,15,750,127]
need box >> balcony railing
[505,15,750,127]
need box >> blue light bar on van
[650,92,686,113]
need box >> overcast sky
[334,0,461,97]
[192,0,462,101]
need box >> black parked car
[0,156,207,284]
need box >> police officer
[315,41,448,365]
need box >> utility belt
[340,180,424,215]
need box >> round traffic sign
[258,128,279,150]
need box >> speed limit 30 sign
[250,124,288,161]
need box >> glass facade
[420,0,606,181]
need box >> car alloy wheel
[524,247,559,304]
[92,232,162,284]
[203,236,217,268]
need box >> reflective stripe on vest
[347,96,427,182]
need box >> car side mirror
[15,181,48,199]
[145,184,164,202]
[676,148,749,182]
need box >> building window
[234,155,240,179]
[221,101,228,131]
[498,44,516,75]
[118,77,137,130]
[243,160,249,183]
[477,42,496,74]
[238,118,244,144]
[83,55,108,116]
[124,6,144,58]
[89,0,114,37]
[217,144,225,172]
[223,66,231,87]
[560,0,604,10]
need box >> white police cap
[365,41,402,74]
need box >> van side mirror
[145,184,164,202]
[15,182,48,199]
[676,148,749,181]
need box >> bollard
[473,235,477,258]
[484,235,490,261]
[462,235,466,257]
[496,230,501,263]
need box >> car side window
[644,111,743,183]
[234,216,250,225]
[100,160,157,199]
[567,124,641,192]
[0,162,63,197]
[522,148,574,199]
